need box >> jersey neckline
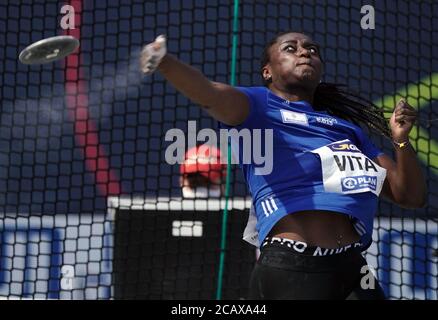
[265,87,316,112]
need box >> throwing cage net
[0,0,437,299]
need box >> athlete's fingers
[152,35,166,51]
[395,114,417,123]
[396,108,417,116]
[395,113,417,120]
[140,35,167,75]
[395,99,416,112]
[140,46,152,72]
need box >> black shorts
[248,237,386,300]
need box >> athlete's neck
[268,84,314,105]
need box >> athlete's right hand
[140,35,167,75]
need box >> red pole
[63,0,121,196]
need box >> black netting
[0,0,437,299]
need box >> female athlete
[140,32,427,299]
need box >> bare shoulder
[206,82,250,126]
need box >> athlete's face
[262,33,323,91]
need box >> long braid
[313,82,391,138]
[260,32,391,139]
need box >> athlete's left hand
[389,99,417,142]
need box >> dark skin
[262,33,360,247]
[261,33,323,104]
[141,32,427,249]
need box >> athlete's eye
[308,46,318,54]
[284,45,296,52]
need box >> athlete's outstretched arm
[157,54,249,125]
[374,99,427,209]
[140,35,249,126]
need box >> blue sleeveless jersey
[219,86,386,249]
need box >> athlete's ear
[262,65,272,82]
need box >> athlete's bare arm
[374,152,427,209]
[140,37,249,126]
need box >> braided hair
[260,32,391,139]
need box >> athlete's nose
[297,46,311,58]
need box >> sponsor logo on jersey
[328,141,361,153]
[341,175,378,192]
[315,116,338,126]
[280,109,309,126]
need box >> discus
[19,35,80,65]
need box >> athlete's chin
[297,72,319,87]
[300,70,316,80]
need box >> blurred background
[0,0,436,299]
